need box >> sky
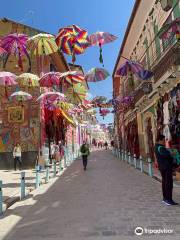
[0,0,135,125]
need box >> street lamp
[160,0,173,11]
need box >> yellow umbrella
[16,73,39,87]
[27,34,58,56]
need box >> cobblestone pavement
[0,150,180,240]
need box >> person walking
[155,134,178,206]
[80,141,90,171]
[13,143,22,171]
[104,141,108,150]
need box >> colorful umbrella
[158,17,180,40]
[85,67,110,82]
[10,91,32,102]
[36,91,66,102]
[0,39,7,55]
[92,96,107,104]
[39,72,62,87]
[56,24,89,63]
[117,60,153,80]
[0,72,17,86]
[60,71,84,84]
[1,33,30,71]
[16,73,39,87]
[28,34,58,56]
[66,83,87,101]
[99,108,110,119]
[88,32,118,65]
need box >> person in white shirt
[13,143,22,171]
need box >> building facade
[113,0,180,160]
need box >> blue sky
[0,0,135,124]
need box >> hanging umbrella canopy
[0,39,7,55]
[88,32,117,65]
[28,33,58,56]
[0,72,17,86]
[85,67,110,82]
[92,96,107,104]
[36,91,66,102]
[16,73,39,87]
[66,83,87,101]
[60,71,84,84]
[56,24,89,63]
[117,60,153,80]
[39,72,62,87]
[10,91,32,101]
[158,17,180,40]
[1,33,30,71]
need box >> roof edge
[112,0,141,77]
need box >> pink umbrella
[0,72,17,97]
[39,72,62,87]
[0,39,7,55]
[1,33,30,71]
[36,92,66,102]
[88,32,118,65]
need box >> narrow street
[1,150,180,240]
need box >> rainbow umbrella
[16,73,39,87]
[85,67,110,82]
[56,25,89,63]
[10,91,32,102]
[88,32,118,65]
[36,91,66,102]
[39,72,62,87]
[60,71,84,84]
[1,33,30,71]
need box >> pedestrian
[80,141,90,171]
[104,141,108,150]
[13,143,22,171]
[50,141,55,163]
[155,134,178,205]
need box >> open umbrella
[28,34,58,75]
[92,96,107,104]
[39,72,62,87]
[100,108,110,119]
[60,71,84,84]
[1,33,30,71]
[117,60,153,80]
[85,67,110,82]
[0,39,7,55]
[158,17,180,40]
[0,72,17,97]
[56,24,89,64]
[88,32,117,65]
[66,83,87,102]
[36,91,66,102]
[16,73,39,87]
[10,91,32,102]
[28,33,58,56]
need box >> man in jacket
[80,141,90,171]
[155,134,178,206]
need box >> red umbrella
[60,71,84,84]
[39,72,62,87]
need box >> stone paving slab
[0,150,180,240]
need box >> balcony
[149,36,179,83]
